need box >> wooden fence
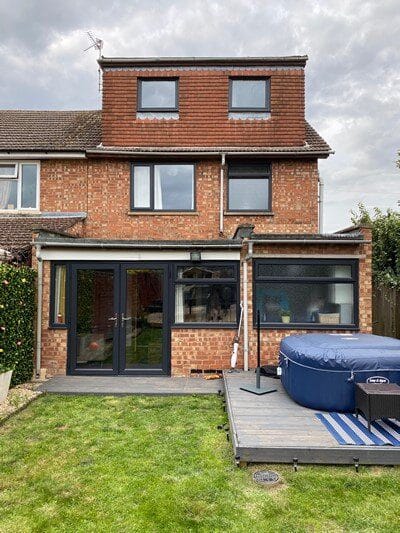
[372,285,400,339]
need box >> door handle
[121,313,132,326]
[108,313,119,327]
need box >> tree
[351,204,400,288]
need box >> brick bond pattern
[40,159,319,240]
[102,68,305,147]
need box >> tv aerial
[84,32,103,58]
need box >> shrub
[352,204,400,288]
[0,264,36,385]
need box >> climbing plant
[0,264,36,385]
[351,203,400,288]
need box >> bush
[352,204,400,288]
[0,264,36,385]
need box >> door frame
[67,261,171,376]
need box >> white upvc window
[0,162,40,211]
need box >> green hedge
[0,264,36,385]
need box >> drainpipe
[35,245,43,378]
[318,171,324,233]
[219,153,226,235]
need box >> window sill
[128,211,199,216]
[228,112,271,120]
[255,324,359,331]
[48,324,68,330]
[224,211,274,216]
[172,323,238,329]
[0,209,40,215]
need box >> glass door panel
[122,268,165,372]
[74,268,116,370]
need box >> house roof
[249,232,366,243]
[98,56,308,69]
[89,123,332,157]
[34,231,243,249]
[0,111,331,157]
[0,213,86,251]
[0,110,101,152]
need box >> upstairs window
[131,163,194,211]
[228,163,271,212]
[138,78,179,112]
[0,162,39,210]
[229,78,270,112]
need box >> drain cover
[253,470,280,485]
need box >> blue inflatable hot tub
[279,333,400,412]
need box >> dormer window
[0,162,39,210]
[138,78,179,112]
[229,77,270,113]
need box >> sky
[0,0,399,232]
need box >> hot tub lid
[280,333,400,372]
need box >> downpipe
[35,245,43,378]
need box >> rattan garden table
[355,383,400,432]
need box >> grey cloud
[0,0,399,230]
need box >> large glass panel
[175,283,237,323]
[21,164,37,208]
[76,269,114,369]
[231,79,267,109]
[53,265,67,324]
[229,178,269,210]
[140,80,177,109]
[154,164,194,210]
[0,179,17,209]
[258,263,352,279]
[255,282,354,325]
[124,269,164,369]
[133,166,151,208]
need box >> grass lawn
[0,395,400,532]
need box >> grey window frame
[130,162,196,212]
[227,162,272,212]
[229,77,271,112]
[253,258,359,330]
[137,77,179,112]
[173,261,240,328]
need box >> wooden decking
[223,371,400,466]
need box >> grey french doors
[68,263,169,375]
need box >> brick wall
[102,67,305,147]
[40,158,319,239]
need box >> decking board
[223,371,400,465]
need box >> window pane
[229,164,269,176]
[175,283,237,323]
[258,263,352,279]
[133,166,151,208]
[54,265,67,324]
[231,79,267,109]
[0,164,17,177]
[255,282,354,325]
[177,265,235,279]
[229,178,269,210]
[154,165,193,210]
[0,179,17,209]
[21,164,37,208]
[140,80,176,109]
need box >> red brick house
[0,55,372,378]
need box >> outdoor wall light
[190,250,202,262]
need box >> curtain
[175,285,184,322]
[133,166,150,208]
[154,165,163,209]
[0,180,12,209]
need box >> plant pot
[0,370,13,403]
[281,315,291,324]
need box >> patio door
[68,263,169,375]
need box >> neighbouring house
[0,55,372,378]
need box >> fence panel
[372,285,400,339]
